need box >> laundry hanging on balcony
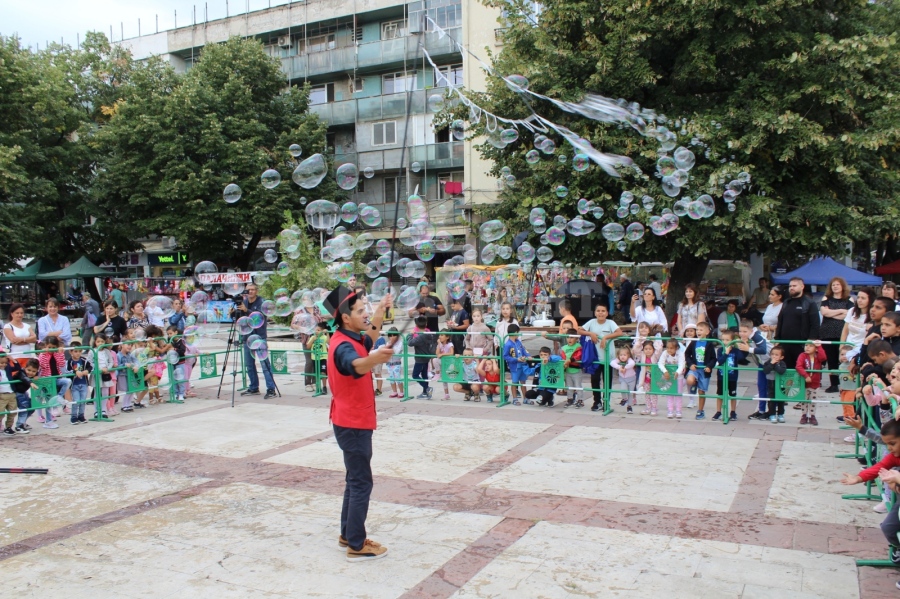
[443,181,463,195]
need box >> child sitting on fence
[454,348,483,402]
[613,346,636,410]
[657,338,685,419]
[432,331,455,401]
[67,346,92,424]
[503,324,530,405]
[796,340,827,426]
[762,345,789,422]
[385,328,405,398]
[408,316,435,399]
[476,357,501,403]
[523,346,562,407]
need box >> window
[356,179,365,193]
[435,64,463,88]
[384,176,407,203]
[309,83,335,106]
[351,77,364,93]
[373,121,397,146]
[381,19,407,40]
[305,33,335,54]
[382,72,416,94]
[431,4,462,29]
[438,172,464,199]
[435,126,450,143]
[325,132,336,151]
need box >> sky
[1,0,294,49]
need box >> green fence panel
[440,355,465,383]
[538,361,565,389]
[126,366,146,392]
[199,354,218,379]
[775,370,806,400]
[650,365,680,396]
[270,350,289,375]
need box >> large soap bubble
[359,205,382,227]
[291,311,317,335]
[434,232,454,252]
[451,119,466,140]
[601,223,626,242]
[674,147,696,170]
[305,200,340,231]
[289,144,302,157]
[517,242,536,262]
[261,169,282,189]
[657,156,676,177]
[336,164,360,190]
[264,249,278,263]
[146,296,175,320]
[341,202,359,223]
[396,287,420,311]
[481,244,497,264]
[292,153,328,189]
[546,226,566,246]
[625,222,645,241]
[479,219,507,243]
[415,241,435,261]
[529,207,547,226]
[223,183,242,204]
[500,128,519,144]
[525,150,541,164]
[536,246,553,262]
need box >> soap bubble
[305,199,340,230]
[261,169,282,189]
[291,312,317,335]
[260,300,276,317]
[237,317,254,336]
[264,249,278,263]
[300,196,308,205]
[498,245,513,259]
[536,246,553,262]
[505,74,530,90]
[273,297,292,317]
[411,161,422,173]
[415,241,436,261]
[397,287,420,310]
[481,244,497,264]
[619,191,634,206]
[555,186,569,198]
[671,169,689,187]
[723,190,738,203]
[534,134,548,148]
[479,219,507,242]
[363,167,375,178]
[500,128,519,144]
[397,217,408,229]
[464,247,477,262]
[289,144,302,157]
[331,262,354,283]
[540,234,549,245]
[223,183,242,204]
[146,296,175,320]
[726,180,744,194]
[276,261,291,276]
[657,156,676,177]
[365,260,380,278]
[738,171,751,183]
[687,201,704,220]
[434,232,454,251]
[280,229,300,252]
[661,177,681,197]
[248,311,266,329]
[591,207,604,219]
[427,94,445,112]
[487,128,508,149]
[539,139,556,154]
[616,206,629,219]
[567,217,595,236]
[659,130,677,152]
[500,166,512,177]
[166,349,180,365]
[672,200,689,217]
[335,164,359,190]
[529,207,547,226]
[273,287,290,299]
[292,153,328,189]
[376,255,392,273]
[254,344,269,362]
[697,194,716,217]
[447,280,467,299]
[533,223,547,234]
[504,174,517,187]
[617,241,628,252]
[546,226,566,246]
[355,232,374,250]
[641,195,656,211]
[625,222,645,241]
[572,154,590,172]
[359,205,382,226]
[577,198,592,214]
[369,277,391,301]
[451,119,466,140]
[558,155,567,164]
[375,239,391,255]
[189,291,209,311]
[601,223,626,241]
[517,242,536,262]
[727,203,737,212]
[674,147,696,170]
[525,150,541,164]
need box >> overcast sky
[2,0,293,49]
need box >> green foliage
[477,0,900,292]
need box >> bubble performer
[322,285,394,562]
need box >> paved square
[3,482,502,598]
[452,521,860,598]
[266,413,550,483]
[478,426,758,511]
[0,447,206,545]
[767,440,884,527]
[100,403,331,458]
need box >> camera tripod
[216,308,282,407]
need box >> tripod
[216,316,243,408]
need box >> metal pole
[156,14,159,33]
[121,22,123,40]
[226,0,229,17]
[175,10,178,28]
[138,18,141,36]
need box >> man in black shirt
[408,284,445,332]
[238,283,277,399]
[775,277,821,369]
[617,274,634,323]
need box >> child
[737,319,771,420]
[164,324,188,402]
[22,357,58,428]
[0,352,17,435]
[714,329,745,422]
[493,302,518,354]
[2,352,34,433]
[685,321,717,420]
[637,340,661,416]
[385,328,405,398]
[502,324,530,404]
[94,334,117,415]
[796,341,827,426]
[679,324,698,408]
[144,326,165,404]
[306,322,329,392]
[38,336,72,414]
[560,329,583,407]
[407,316,435,399]
[632,323,663,406]
[577,303,624,412]
[763,345,789,422]
[556,300,578,357]
[433,331,454,401]
[613,346,637,411]
[476,358,501,403]
[446,298,470,356]
[838,346,858,426]
[454,349,483,401]
[657,338,686,418]
[372,332,387,396]
[465,309,493,357]
[524,346,562,406]
[67,347,93,423]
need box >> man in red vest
[323,285,394,562]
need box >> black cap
[322,285,358,322]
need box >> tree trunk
[237,232,263,271]
[665,253,711,321]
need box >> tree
[475,0,900,315]
[92,36,333,270]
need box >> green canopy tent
[36,256,127,280]
[0,259,59,283]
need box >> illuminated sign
[148,252,190,266]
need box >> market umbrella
[36,256,127,280]
[557,279,604,296]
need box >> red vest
[328,329,377,430]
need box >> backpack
[580,336,599,375]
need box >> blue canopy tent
[771,257,882,286]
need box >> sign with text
[148,252,190,266]
[196,272,258,285]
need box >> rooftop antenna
[156,14,159,34]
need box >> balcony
[310,90,429,126]
[409,141,464,170]
[309,99,357,126]
[280,28,462,81]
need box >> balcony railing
[281,28,462,81]
[330,142,464,173]
[309,90,431,125]
[409,141,464,170]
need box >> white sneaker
[43,421,59,429]
[844,435,857,444]
[874,501,888,514]
[177,396,185,402]
[305,385,314,392]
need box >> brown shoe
[338,535,348,550]
[346,538,388,562]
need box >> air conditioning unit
[277,35,292,48]
[166,236,178,249]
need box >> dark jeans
[822,339,841,387]
[244,343,276,392]
[525,389,554,405]
[590,367,606,408]
[882,496,900,548]
[333,424,374,551]
[412,362,429,393]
